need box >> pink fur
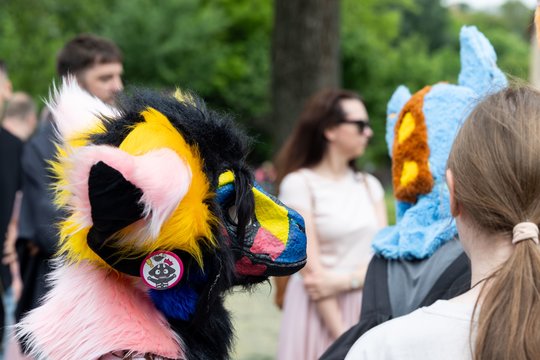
[49,77,119,140]
[16,261,185,359]
[65,145,192,238]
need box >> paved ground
[226,282,282,360]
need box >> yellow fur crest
[173,88,196,106]
[56,108,217,267]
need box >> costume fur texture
[391,85,433,203]
[17,261,185,359]
[16,80,307,359]
[373,26,507,260]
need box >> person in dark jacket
[0,88,37,351]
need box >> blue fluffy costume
[372,26,507,260]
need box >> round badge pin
[140,250,183,290]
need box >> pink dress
[277,169,383,360]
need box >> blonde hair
[447,85,540,359]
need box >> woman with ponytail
[346,85,540,360]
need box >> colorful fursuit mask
[372,26,507,260]
[16,79,306,360]
[217,170,306,283]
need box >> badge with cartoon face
[140,251,184,290]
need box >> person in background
[9,33,123,357]
[1,93,38,286]
[347,85,540,359]
[274,89,387,359]
[0,89,37,352]
[0,61,12,118]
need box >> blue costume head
[373,26,507,260]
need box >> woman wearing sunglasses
[274,89,387,359]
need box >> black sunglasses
[340,119,371,133]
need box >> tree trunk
[271,0,341,149]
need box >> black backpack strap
[320,255,392,360]
[419,251,471,307]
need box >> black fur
[91,89,251,185]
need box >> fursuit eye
[164,269,169,275]
[227,205,253,227]
[155,270,161,275]
[228,205,239,225]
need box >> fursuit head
[371,26,507,261]
[16,78,307,360]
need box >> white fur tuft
[48,76,120,141]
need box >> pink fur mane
[16,261,185,359]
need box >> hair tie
[512,222,539,245]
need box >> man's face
[78,62,123,105]
[0,71,13,111]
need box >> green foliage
[0,0,532,168]
[343,0,531,174]
[0,0,112,104]
[100,0,272,123]
[385,188,397,225]
[400,0,452,51]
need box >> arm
[374,198,388,228]
[3,192,23,300]
[299,210,347,339]
[278,174,347,338]
[349,197,388,285]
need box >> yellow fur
[398,112,415,144]
[253,188,289,245]
[173,88,196,106]
[55,108,217,267]
[400,161,419,187]
[218,171,235,186]
[51,122,106,209]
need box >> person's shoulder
[280,169,310,189]
[357,172,384,200]
[347,300,474,359]
[362,172,383,187]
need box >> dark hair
[447,85,540,359]
[4,93,36,120]
[57,34,123,77]
[274,88,362,185]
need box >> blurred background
[1,0,537,358]
[1,0,537,173]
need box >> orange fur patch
[392,86,434,203]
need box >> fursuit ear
[66,145,192,237]
[457,26,507,95]
[48,76,120,141]
[232,168,255,242]
[87,162,145,275]
[386,85,411,157]
[88,161,145,235]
